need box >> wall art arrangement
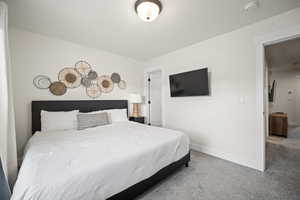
[33,61,127,98]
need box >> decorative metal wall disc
[87,70,98,80]
[49,81,67,96]
[58,67,81,88]
[81,77,92,88]
[75,61,91,76]
[86,84,101,98]
[118,80,127,89]
[97,75,114,93]
[33,75,51,89]
[111,73,121,83]
[91,79,98,85]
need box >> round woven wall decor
[81,77,92,88]
[97,75,114,93]
[58,67,81,88]
[75,61,91,76]
[111,73,121,83]
[86,84,101,98]
[118,80,127,89]
[49,81,67,96]
[87,70,98,80]
[33,75,51,89]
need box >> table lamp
[130,93,142,117]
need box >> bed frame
[31,100,190,200]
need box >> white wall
[269,69,300,126]
[147,8,300,170]
[9,28,146,158]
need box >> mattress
[12,121,189,200]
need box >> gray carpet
[138,143,300,200]
[288,126,300,139]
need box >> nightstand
[129,116,145,124]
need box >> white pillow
[41,110,79,132]
[79,109,128,123]
[109,109,128,123]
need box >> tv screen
[169,68,209,97]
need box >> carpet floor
[267,126,300,150]
[288,126,300,139]
[138,143,300,200]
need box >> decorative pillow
[77,112,109,130]
[81,109,128,123]
[41,110,79,132]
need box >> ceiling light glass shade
[135,0,162,22]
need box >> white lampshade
[130,93,142,103]
[135,0,162,22]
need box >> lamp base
[132,103,140,117]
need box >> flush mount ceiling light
[135,0,162,22]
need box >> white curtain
[0,1,18,186]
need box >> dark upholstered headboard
[31,100,128,134]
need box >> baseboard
[190,143,261,171]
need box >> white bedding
[12,121,189,200]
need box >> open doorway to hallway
[264,37,300,169]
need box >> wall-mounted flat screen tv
[169,68,209,97]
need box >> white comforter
[12,121,189,200]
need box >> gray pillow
[77,112,109,130]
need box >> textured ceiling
[266,37,300,71]
[5,0,300,61]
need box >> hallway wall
[269,69,300,125]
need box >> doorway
[147,70,162,126]
[265,37,300,145]
[256,25,300,171]
[263,36,300,170]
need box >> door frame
[256,24,300,171]
[144,66,164,126]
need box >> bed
[12,100,190,200]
